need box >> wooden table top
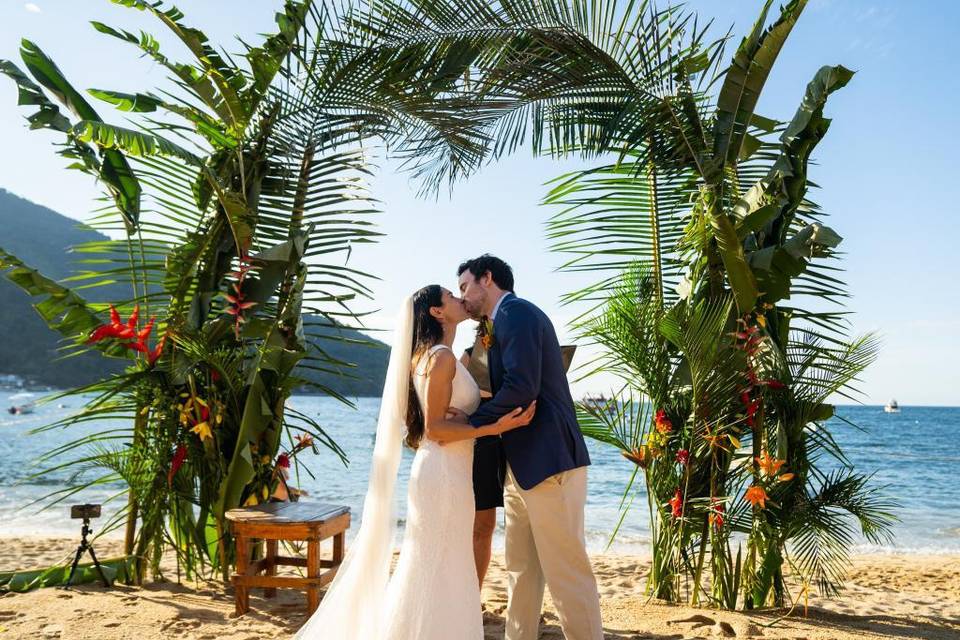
[225,501,350,526]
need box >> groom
[457,255,603,640]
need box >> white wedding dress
[381,344,483,639]
[294,321,484,640]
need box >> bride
[295,285,535,639]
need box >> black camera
[70,504,101,520]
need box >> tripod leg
[65,545,85,587]
[87,545,111,587]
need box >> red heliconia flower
[669,489,684,518]
[127,316,156,353]
[168,443,187,486]
[210,369,221,382]
[676,449,690,466]
[226,255,258,339]
[276,453,291,469]
[740,391,752,406]
[148,334,167,366]
[88,304,139,343]
[764,379,786,390]
[710,502,726,529]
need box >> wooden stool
[225,502,350,616]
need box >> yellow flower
[244,494,259,506]
[191,420,212,442]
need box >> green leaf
[73,120,201,165]
[86,88,163,112]
[17,39,141,230]
[0,59,71,131]
[713,0,808,167]
[0,248,105,346]
[708,206,760,312]
[0,556,135,592]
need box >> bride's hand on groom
[493,400,537,434]
[446,408,469,423]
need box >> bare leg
[473,508,497,587]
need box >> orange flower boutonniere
[478,316,495,349]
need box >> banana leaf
[0,556,135,593]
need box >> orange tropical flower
[654,409,673,434]
[703,430,728,450]
[745,485,768,509]
[478,317,495,349]
[756,450,785,477]
[294,434,314,450]
[669,488,684,518]
[622,446,650,469]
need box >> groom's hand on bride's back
[494,400,536,434]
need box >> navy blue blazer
[469,293,591,489]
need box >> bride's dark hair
[405,284,445,449]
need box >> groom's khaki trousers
[503,464,604,640]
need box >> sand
[0,537,958,639]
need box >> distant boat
[884,399,900,413]
[582,394,618,415]
[7,392,36,415]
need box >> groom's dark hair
[458,254,514,292]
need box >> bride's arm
[423,349,534,444]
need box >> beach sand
[0,537,958,639]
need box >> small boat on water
[582,394,618,415]
[884,399,900,413]
[7,392,37,415]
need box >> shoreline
[1,537,958,639]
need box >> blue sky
[0,1,957,405]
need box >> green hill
[0,189,388,396]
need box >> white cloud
[24,3,41,13]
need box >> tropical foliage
[0,0,895,608]
[0,0,472,582]
[350,0,896,609]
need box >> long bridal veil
[294,296,413,640]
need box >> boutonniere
[478,316,495,349]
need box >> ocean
[1,391,957,555]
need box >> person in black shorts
[461,346,506,587]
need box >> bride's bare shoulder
[417,346,455,377]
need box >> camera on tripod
[63,503,111,588]
[71,504,101,520]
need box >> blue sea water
[0,392,957,554]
